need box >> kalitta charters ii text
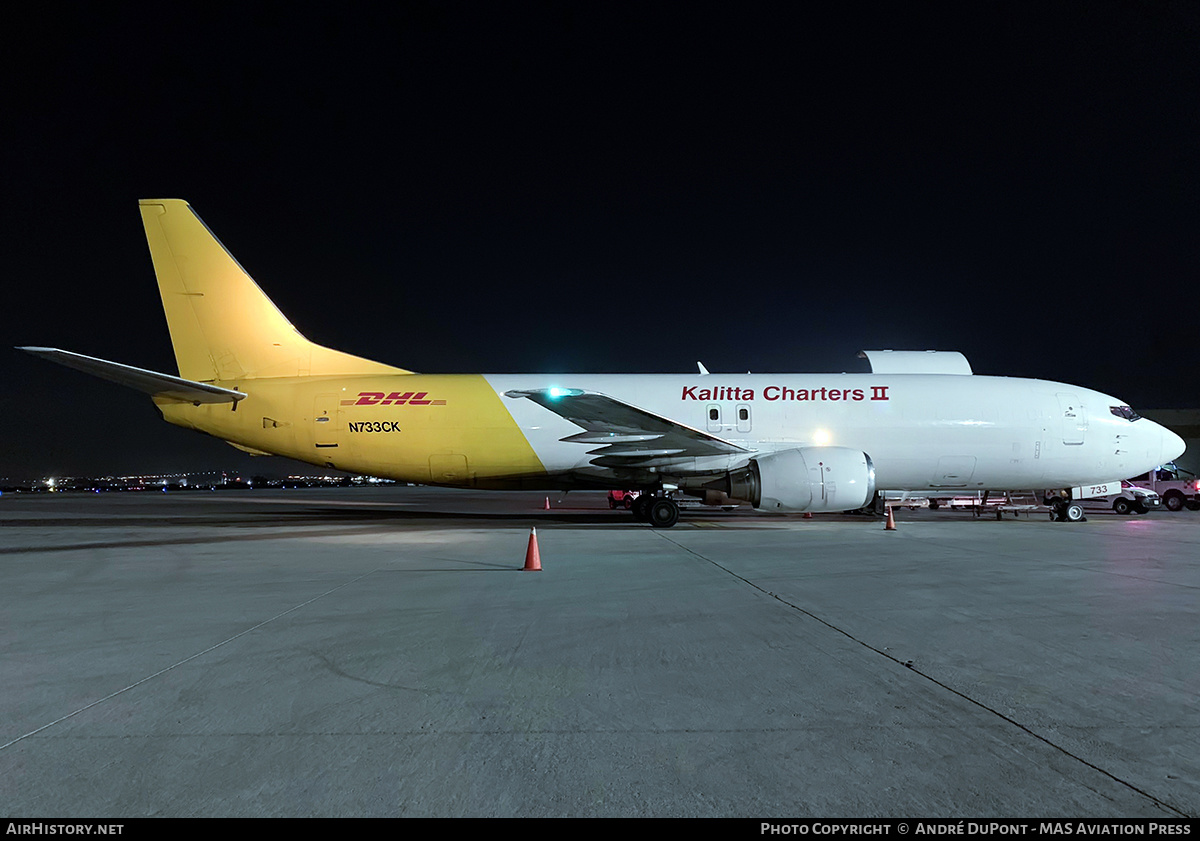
[681,385,891,402]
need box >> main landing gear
[632,493,680,528]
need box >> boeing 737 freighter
[21,200,1185,527]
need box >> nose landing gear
[1050,500,1086,522]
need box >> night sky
[4,3,1198,480]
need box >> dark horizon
[4,4,1198,479]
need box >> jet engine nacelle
[725,447,876,513]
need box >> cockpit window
[1110,405,1141,421]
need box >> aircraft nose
[1161,424,1186,464]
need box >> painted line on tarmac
[651,529,1190,818]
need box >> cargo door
[932,456,977,487]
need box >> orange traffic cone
[884,505,897,531]
[803,512,814,519]
[523,527,542,571]
[544,496,551,510]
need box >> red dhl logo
[341,391,447,406]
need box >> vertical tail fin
[139,199,409,381]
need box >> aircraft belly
[855,423,1047,491]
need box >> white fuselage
[484,372,1182,491]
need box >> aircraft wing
[504,387,747,467]
[18,347,247,404]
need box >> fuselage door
[1056,392,1087,445]
[706,404,722,432]
[314,393,339,448]
[429,453,470,484]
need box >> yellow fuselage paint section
[155,374,546,487]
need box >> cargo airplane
[21,200,1186,527]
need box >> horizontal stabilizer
[18,347,247,404]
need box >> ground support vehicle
[607,489,640,509]
[1129,463,1200,512]
[1045,481,1160,518]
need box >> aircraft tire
[648,499,680,528]
[1063,502,1086,522]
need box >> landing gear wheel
[1052,501,1086,522]
[647,498,680,528]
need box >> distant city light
[3,470,401,494]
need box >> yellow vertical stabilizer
[139,199,410,381]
